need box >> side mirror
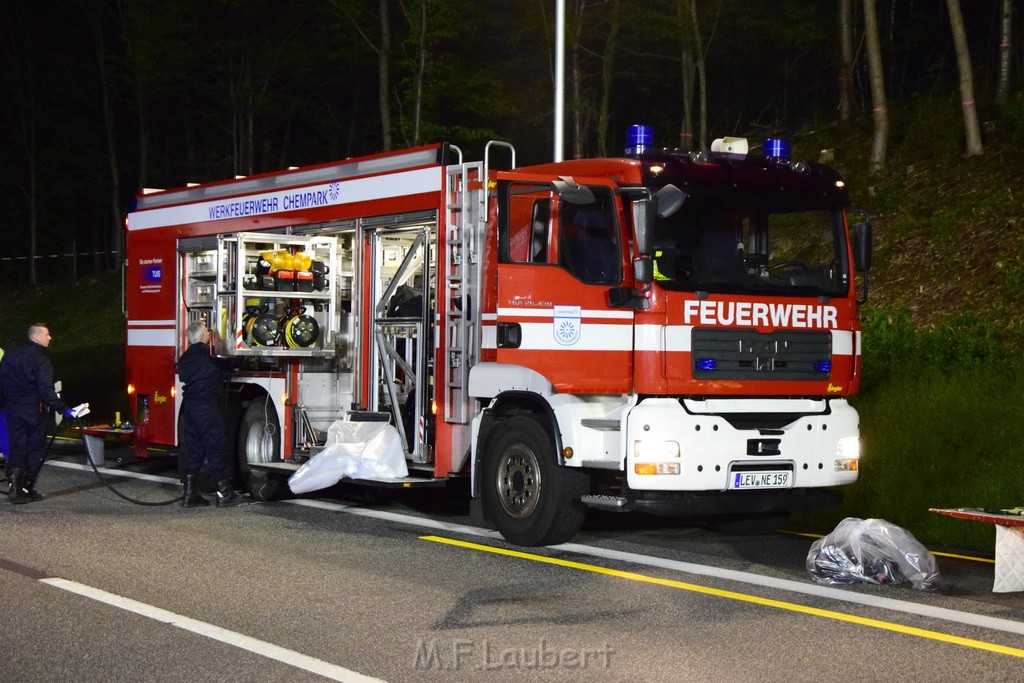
[853,218,872,273]
[632,198,653,256]
[653,184,685,218]
[634,255,653,284]
[550,176,595,205]
[608,257,653,310]
[850,211,873,304]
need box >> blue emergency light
[696,358,717,372]
[764,137,791,161]
[625,124,654,155]
[814,360,832,373]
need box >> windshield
[650,198,850,297]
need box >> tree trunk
[946,0,983,156]
[996,0,1012,107]
[596,0,620,157]
[28,125,38,286]
[137,108,148,187]
[571,0,585,159]
[3,6,40,284]
[247,95,255,174]
[411,0,427,146]
[690,0,708,152]
[95,24,123,269]
[838,0,854,123]
[676,0,696,151]
[378,0,392,151]
[863,0,887,173]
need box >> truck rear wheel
[481,414,589,546]
[238,399,288,501]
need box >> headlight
[633,439,681,460]
[634,462,681,476]
[836,436,860,459]
[835,436,860,471]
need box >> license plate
[729,470,791,489]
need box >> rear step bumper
[582,488,842,515]
[248,462,449,488]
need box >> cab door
[494,173,633,395]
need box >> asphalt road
[2,442,1023,682]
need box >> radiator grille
[691,328,831,381]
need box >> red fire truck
[124,129,871,545]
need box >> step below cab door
[493,173,633,395]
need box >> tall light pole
[553,0,565,162]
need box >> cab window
[557,189,620,285]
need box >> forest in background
[2,1,1024,549]
[1,0,1021,291]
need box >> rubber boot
[22,475,44,503]
[215,478,245,508]
[9,469,27,505]
[181,474,210,508]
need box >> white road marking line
[287,499,1024,638]
[555,542,1024,637]
[289,498,505,540]
[47,460,180,484]
[39,578,385,683]
[47,460,1024,638]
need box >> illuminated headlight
[634,439,681,460]
[835,436,860,471]
[836,436,860,458]
[634,462,681,476]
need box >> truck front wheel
[238,399,288,501]
[481,414,589,546]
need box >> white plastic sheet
[806,517,942,591]
[288,420,408,494]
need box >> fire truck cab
[124,130,870,546]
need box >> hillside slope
[1,98,1021,428]
[800,98,1024,340]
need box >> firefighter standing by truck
[0,323,76,504]
[178,320,245,508]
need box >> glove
[64,404,90,419]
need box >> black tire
[481,414,590,546]
[238,398,289,501]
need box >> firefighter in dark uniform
[0,323,76,504]
[177,320,244,508]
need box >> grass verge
[0,271,128,425]
[3,272,1020,554]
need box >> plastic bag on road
[288,420,408,494]
[806,517,941,591]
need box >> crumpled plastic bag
[806,517,941,591]
[288,420,408,494]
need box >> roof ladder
[443,161,484,424]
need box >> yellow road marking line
[932,550,995,563]
[422,535,1024,659]
[778,530,995,564]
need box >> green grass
[793,307,1024,553]
[821,367,1024,553]
[5,272,1024,554]
[0,271,128,426]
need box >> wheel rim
[495,443,542,519]
[244,420,275,465]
